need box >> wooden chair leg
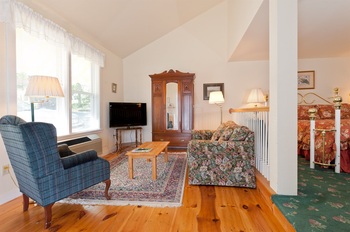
[44,203,54,229]
[23,194,29,212]
[104,179,111,200]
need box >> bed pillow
[298,105,318,120]
[341,103,350,119]
[317,104,334,119]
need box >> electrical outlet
[2,164,10,176]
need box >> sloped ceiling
[230,0,350,61]
[19,0,350,60]
[21,0,224,58]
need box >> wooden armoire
[149,69,195,148]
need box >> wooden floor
[0,149,294,232]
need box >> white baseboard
[0,189,21,205]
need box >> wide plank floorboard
[0,149,292,231]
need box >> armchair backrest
[0,115,63,181]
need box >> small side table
[115,127,142,152]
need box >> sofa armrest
[187,139,256,188]
[187,140,254,156]
[60,150,98,169]
[191,130,214,140]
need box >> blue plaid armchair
[0,115,111,229]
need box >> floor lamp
[25,76,65,122]
[209,91,225,124]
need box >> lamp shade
[247,88,265,104]
[25,75,64,97]
[209,91,225,104]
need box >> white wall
[298,57,350,102]
[0,22,22,205]
[123,2,270,141]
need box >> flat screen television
[109,102,147,128]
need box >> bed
[297,91,350,173]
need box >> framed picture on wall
[298,71,315,90]
[203,83,224,100]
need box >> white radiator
[58,134,102,155]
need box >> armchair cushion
[60,150,98,169]
[57,144,76,158]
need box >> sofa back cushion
[210,121,251,142]
[210,123,227,141]
[227,125,252,141]
[211,121,237,141]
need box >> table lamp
[247,88,265,107]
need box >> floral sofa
[187,121,256,188]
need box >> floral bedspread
[298,119,350,172]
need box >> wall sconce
[25,75,64,122]
[209,91,225,124]
[247,88,265,107]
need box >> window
[16,28,101,136]
[71,54,100,133]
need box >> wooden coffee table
[126,141,170,180]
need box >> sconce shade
[209,91,225,104]
[25,75,64,98]
[247,88,265,104]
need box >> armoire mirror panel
[149,69,195,148]
[166,82,179,130]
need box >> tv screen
[109,102,147,128]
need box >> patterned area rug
[60,152,187,207]
[272,156,350,231]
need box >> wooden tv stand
[115,127,142,152]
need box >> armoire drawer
[152,134,191,147]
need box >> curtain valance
[0,0,105,67]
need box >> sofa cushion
[211,121,237,141]
[210,123,227,141]
[228,125,251,141]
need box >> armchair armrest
[191,130,214,140]
[60,150,98,169]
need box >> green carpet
[272,157,350,232]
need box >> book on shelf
[132,147,152,153]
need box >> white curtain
[0,0,105,67]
